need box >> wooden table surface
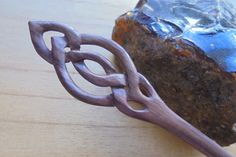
[0,0,236,157]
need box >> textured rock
[112,0,236,146]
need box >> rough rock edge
[112,12,236,146]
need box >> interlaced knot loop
[29,21,82,64]
[29,21,158,115]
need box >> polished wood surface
[0,0,236,157]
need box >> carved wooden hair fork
[28,21,234,157]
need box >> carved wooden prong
[29,21,234,157]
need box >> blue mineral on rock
[112,0,236,146]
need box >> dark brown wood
[28,21,234,157]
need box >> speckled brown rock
[112,0,236,146]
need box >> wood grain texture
[0,0,235,157]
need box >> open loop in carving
[69,51,126,87]
[29,21,81,64]
[51,36,114,106]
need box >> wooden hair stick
[29,21,233,157]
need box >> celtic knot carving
[29,21,233,157]
[28,21,160,115]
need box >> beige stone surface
[0,0,235,157]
